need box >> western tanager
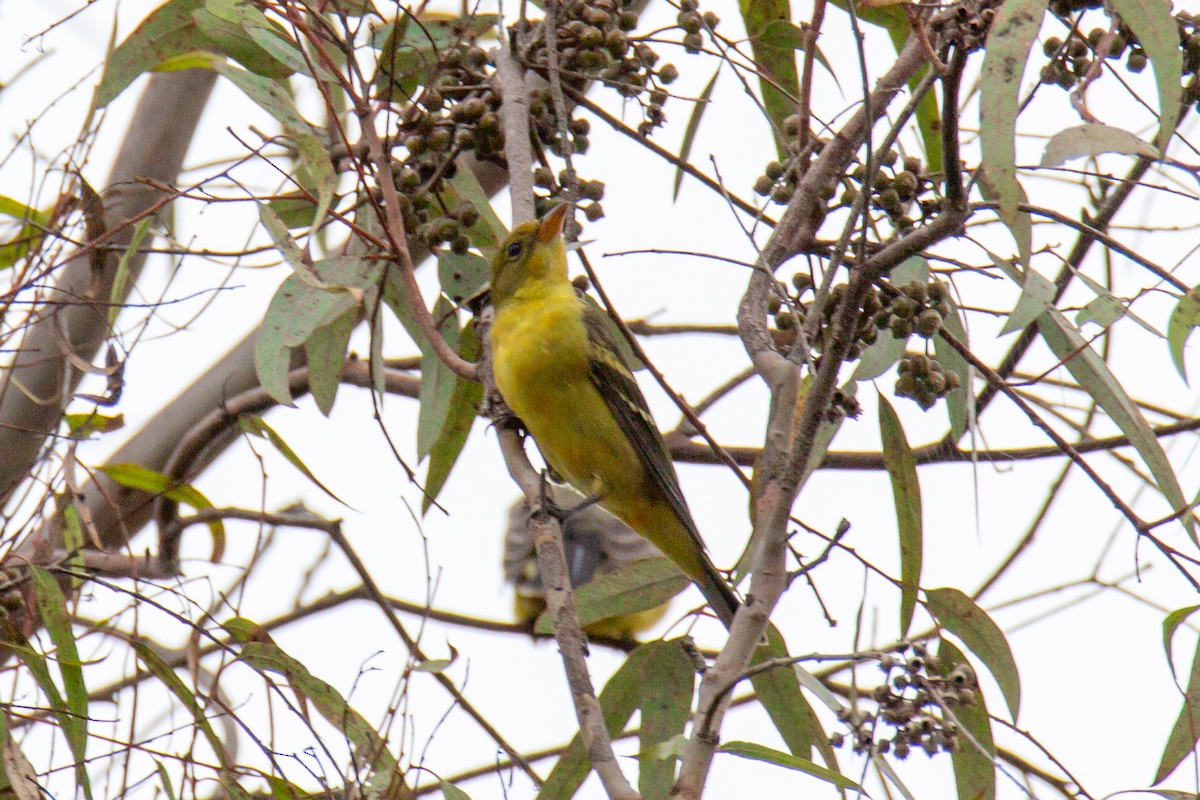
[504,486,670,639]
[490,203,740,628]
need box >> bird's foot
[537,471,605,523]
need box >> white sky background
[2,0,1200,798]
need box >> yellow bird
[490,203,740,628]
[504,486,670,639]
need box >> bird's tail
[696,558,741,630]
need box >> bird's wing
[579,300,704,544]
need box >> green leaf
[0,195,49,271]
[255,256,380,405]
[1038,309,1192,540]
[1167,287,1200,384]
[0,622,91,793]
[826,0,910,32]
[290,133,337,233]
[1040,123,1158,167]
[912,74,944,177]
[538,640,695,799]
[439,781,472,800]
[208,57,312,134]
[750,625,838,770]
[926,587,1020,719]
[934,294,971,440]
[1075,293,1125,330]
[416,297,461,461]
[31,568,91,799]
[422,320,484,512]
[192,0,293,79]
[155,762,178,800]
[756,21,836,80]
[0,195,46,223]
[370,300,386,398]
[827,0,941,170]
[382,264,428,358]
[673,67,720,201]
[266,194,319,230]
[258,202,323,286]
[239,414,348,506]
[208,66,335,228]
[879,396,922,638]
[99,463,210,509]
[61,505,86,589]
[152,51,221,72]
[230,625,401,790]
[98,464,224,559]
[995,256,1055,336]
[873,754,918,800]
[229,1,334,82]
[264,775,317,800]
[64,412,125,438]
[937,638,997,800]
[0,621,69,720]
[636,642,694,800]
[95,0,210,107]
[109,217,153,328]
[131,639,230,770]
[535,558,689,635]
[738,0,798,158]
[1162,605,1200,663]
[854,257,928,381]
[305,309,356,416]
[1107,0,1181,149]
[1156,611,1200,782]
[720,741,862,790]
[437,250,491,307]
[978,0,1043,263]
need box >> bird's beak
[537,203,569,244]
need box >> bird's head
[491,203,569,306]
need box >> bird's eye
[506,241,523,259]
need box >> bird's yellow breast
[493,283,591,393]
[492,283,644,497]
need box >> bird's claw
[537,471,604,523]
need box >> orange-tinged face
[490,204,570,306]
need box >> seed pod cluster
[371,18,507,254]
[676,0,720,55]
[827,387,863,422]
[831,642,978,759]
[927,0,1001,52]
[528,90,595,158]
[895,354,961,410]
[770,276,878,364]
[840,153,937,231]
[1039,8,1200,92]
[1037,23,1145,89]
[525,0,682,139]
[872,278,954,343]
[376,2,668,254]
[752,133,837,206]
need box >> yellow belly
[493,287,631,489]
[493,291,708,581]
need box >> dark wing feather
[579,301,703,544]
